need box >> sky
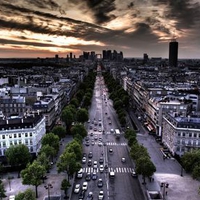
[0,0,200,59]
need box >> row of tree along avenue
[0,70,96,199]
[125,129,156,184]
[103,72,130,128]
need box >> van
[9,196,15,200]
[77,168,83,178]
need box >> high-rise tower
[169,39,178,67]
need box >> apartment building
[0,114,46,159]
[162,113,200,156]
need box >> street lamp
[160,182,169,200]
[44,183,53,200]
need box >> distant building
[169,39,178,67]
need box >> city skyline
[0,0,200,59]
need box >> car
[78,190,85,199]
[98,128,102,132]
[91,140,95,145]
[109,171,115,178]
[131,171,138,178]
[92,172,97,180]
[82,157,87,164]
[90,132,93,136]
[121,157,126,163]
[77,168,83,178]
[74,183,81,193]
[93,161,98,169]
[109,148,113,153]
[93,127,97,131]
[89,125,93,129]
[94,135,98,140]
[98,142,103,146]
[88,159,92,167]
[99,157,104,164]
[98,190,104,200]
[88,119,90,123]
[82,182,88,190]
[99,165,104,173]
[86,191,93,200]
[88,152,93,158]
[97,178,103,187]
[85,141,90,146]
[9,196,15,200]
[85,136,90,141]
[85,172,91,181]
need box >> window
[2,135,5,139]
[30,132,32,137]
[25,133,28,137]
[18,133,21,138]
[3,142,6,147]
[14,134,16,138]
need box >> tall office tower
[102,50,107,60]
[143,53,148,63]
[70,52,73,60]
[169,39,178,67]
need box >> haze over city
[0,0,200,59]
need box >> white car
[74,183,81,193]
[82,182,88,191]
[93,161,98,169]
[98,142,103,146]
[77,168,83,178]
[98,190,104,200]
[82,156,87,164]
[99,165,104,173]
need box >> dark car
[88,159,92,167]
[92,172,97,180]
[97,178,103,187]
[85,173,91,181]
[88,152,93,158]
[99,157,104,164]
[78,190,85,199]
[86,192,93,200]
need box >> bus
[115,129,120,139]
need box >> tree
[15,188,36,200]
[61,178,71,198]
[21,161,46,198]
[70,98,79,108]
[0,180,6,200]
[36,152,50,172]
[135,156,156,184]
[52,126,66,139]
[130,143,149,161]
[76,108,89,123]
[71,124,87,139]
[61,108,74,132]
[39,144,57,163]
[65,140,82,161]
[57,151,81,181]
[5,144,31,177]
[192,165,200,180]
[41,133,60,153]
[181,150,200,173]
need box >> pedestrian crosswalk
[106,142,127,146]
[82,167,134,174]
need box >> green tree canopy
[181,150,200,173]
[61,108,74,131]
[39,144,57,162]
[15,188,36,200]
[5,144,31,174]
[41,132,60,153]
[36,152,50,171]
[21,161,46,198]
[76,108,89,123]
[0,180,6,200]
[71,124,87,139]
[65,140,82,161]
[135,156,156,184]
[57,151,81,181]
[52,126,66,139]
[130,143,149,161]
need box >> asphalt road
[70,74,144,200]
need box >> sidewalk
[127,110,200,200]
[2,136,73,200]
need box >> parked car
[78,190,85,199]
[82,156,87,164]
[77,168,83,178]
